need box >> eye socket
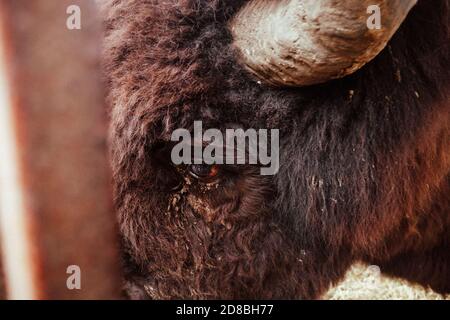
[188,164,220,180]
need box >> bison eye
[188,164,220,180]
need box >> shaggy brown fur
[100,0,450,299]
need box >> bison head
[100,0,449,299]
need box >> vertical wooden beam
[0,242,6,299]
[0,0,121,299]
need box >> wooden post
[0,0,121,299]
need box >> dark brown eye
[188,164,220,180]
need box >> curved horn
[229,0,417,87]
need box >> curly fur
[100,0,450,299]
